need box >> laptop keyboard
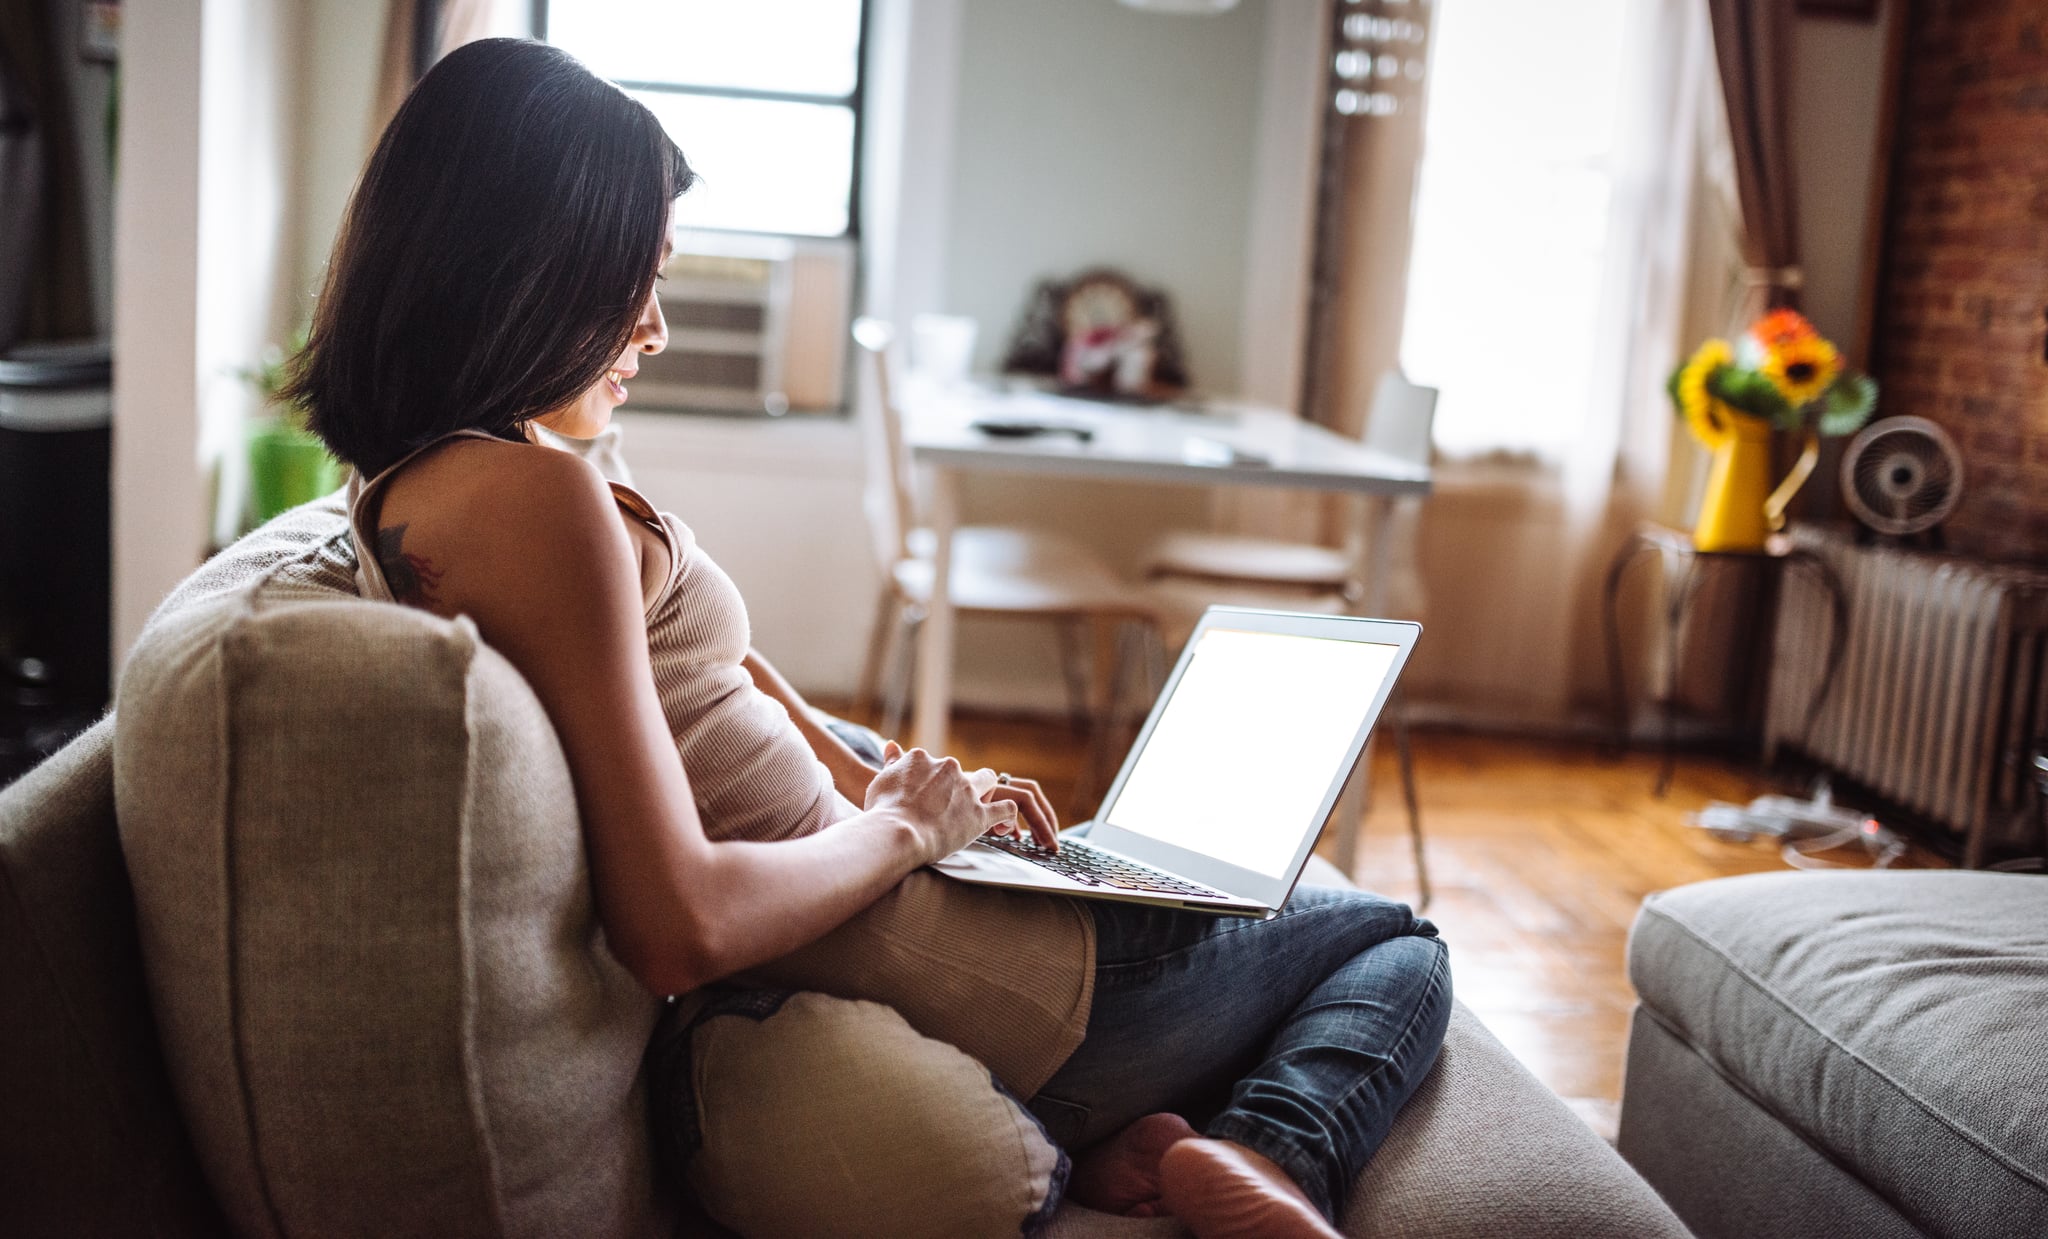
[975,835,1225,899]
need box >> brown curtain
[1286,0,1436,549]
[0,0,94,349]
[1303,0,1437,438]
[1706,0,1802,311]
[371,0,500,141]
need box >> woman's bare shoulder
[389,433,603,498]
[373,436,631,612]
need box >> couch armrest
[0,717,225,1236]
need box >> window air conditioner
[632,232,852,416]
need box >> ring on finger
[996,772,1011,786]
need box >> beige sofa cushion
[1629,870,2048,1237]
[662,990,1067,1238]
[114,581,665,1238]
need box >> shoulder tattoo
[374,523,444,607]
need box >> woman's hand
[868,740,1021,864]
[983,774,1060,851]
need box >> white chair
[1141,371,1437,904]
[850,319,1160,774]
[1146,371,1435,615]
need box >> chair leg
[1089,615,1120,724]
[880,606,919,742]
[1054,618,1092,735]
[1147,622,1171,702]
[1390,690,1431,911]
[1328,761,1366,879]
[1075,618,1155,820]
[855,586,901,723]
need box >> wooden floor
[866,709,1948,1142]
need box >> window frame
[531,0,871,242]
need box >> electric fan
[1840,415,1964,539]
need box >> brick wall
[1874,0,2048,561]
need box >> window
[538,1,868,415]
[1398,0,1632,458]
[538,0,868,239]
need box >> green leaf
[1707,368,1794,426]
[1667,364,1685,416]
[1817,373,1878,437]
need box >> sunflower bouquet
[1667,310,1878,552]
[1668,309,1876,436]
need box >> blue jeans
[1027,887,1451,1222]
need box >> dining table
[902,379,1433,761]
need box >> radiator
[1766,526,2048,866]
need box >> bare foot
[1157,1137,1342,1239]
[1067,1112,1199,1216]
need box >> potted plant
[1668,310,1878,552]
[238,332,343,526]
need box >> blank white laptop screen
[1102,627,1401,879]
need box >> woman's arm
[382,445,1017,995]
[745,646,1063,847]
[742,648,882,804]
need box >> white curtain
[1560,0,1729,719]
[1397,0,1729,725]
[1576,0,1716,522]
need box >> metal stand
[1602,523,1849,795]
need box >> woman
[287,38,1449,1239]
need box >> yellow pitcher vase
[1684,399,1820,553]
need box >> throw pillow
[114,580,666,1238]
[653,989,1068,1239]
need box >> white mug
[909,314,980,387]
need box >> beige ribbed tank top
[349,430,1094,1096]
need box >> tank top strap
[607,480,688,611]
[349,430,505,602]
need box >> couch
[1,496,1690,1238]
[1619,869,2048,1238]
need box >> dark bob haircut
[283,38,695,477]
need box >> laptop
[930,607,1420,918]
